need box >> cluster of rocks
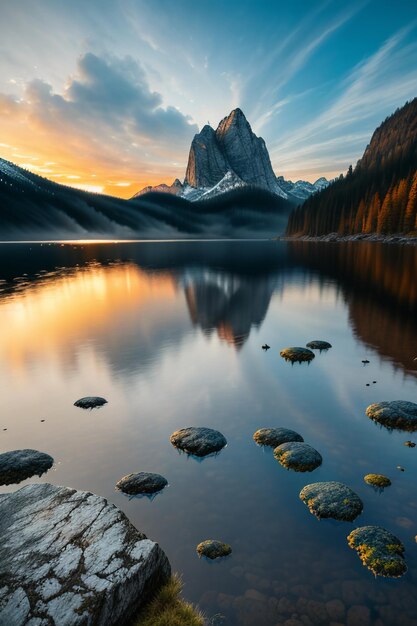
[0,395,177,626]
[280,340,332,364]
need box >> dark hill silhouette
[0,158,293,240]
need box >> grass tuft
[134,574,205,626]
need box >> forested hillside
[286,98,417,236]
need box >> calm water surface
[1,240,417,626]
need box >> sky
[0,0,416,198]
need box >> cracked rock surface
[0,483,170,626]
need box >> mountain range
[133,108,328,203]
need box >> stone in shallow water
[116,472,168,495]
[170,427,227,457]
[74,396,108,409]
[347,525,407,578]
[197,540,232,560]
[280,347,315,363]
[299,481,363,521]
[366,400,417,431]
[274,442,322,472]
[0,483,170,626]
[364,474,391,489]
[306,340,332,350]
[253,427,304,447]
[0,449,53,486]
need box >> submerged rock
[280,347,315,363]
[0,483,170,626]
[253,427,303,448]
[170,427,227,457]
[74,396,108,409]
[197,540,232,560]
[306,340,332,350]
[300,481,363,521]
[364,474,391,489]
[116,472,168,496]
[274,442,322,472]
[0,449,53,486]
[366,400,417,431]
[347,525,407,578]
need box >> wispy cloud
[270,23,417,177]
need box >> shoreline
[279,233,417,245]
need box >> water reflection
[1,241,417,626]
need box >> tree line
[286,97,417,236]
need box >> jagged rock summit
[132,108,329,202]
[185,108,284,196]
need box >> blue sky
[0,0,416,196]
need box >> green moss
[134,575,205,626]
[197,539,232,560]
[364,474,391,488]
[347,526,406,578]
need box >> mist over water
[1,240,417,626]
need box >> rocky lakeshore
[279,233,417,245]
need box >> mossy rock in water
[364,474,391,489]
[306,340,332,350]
[300,481,363,521]
[253,427,303,448]
[196,540,232,560]
[116,472,168,495]
[0,449,54,486]
[74,396,107,409]
[347,526,407,578]
[274,442,322,472]
[170,427,227,457]
[366,400,417,432]
[280,347,315,363]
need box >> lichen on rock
[366,400,417,431]
[300,481,363,521]
[280,347,315,363]
[364,474,391,489]
[170,427,227,457]
[253,427,303,448]
[306,340,332,350]
[347,525,407,578]
[196,540,232,560]
[274,442,322,472]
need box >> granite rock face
[184,109,284,195]
[185,125,229,188]
[0,483,170,626]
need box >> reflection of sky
[1,242,417,624]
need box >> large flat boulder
[0,483,170,626]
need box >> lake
[1,240,417,626]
